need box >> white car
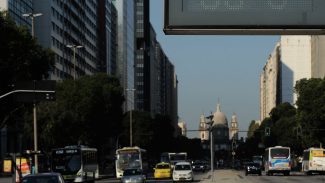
[172,162,194,182]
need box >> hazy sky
[150,1,280,138]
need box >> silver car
[121,169,146,183]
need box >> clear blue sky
[150,1,280,138]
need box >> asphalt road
[1,170,325,183]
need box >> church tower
[199,114,209,141]
[229,113,239,140]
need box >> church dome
[212,104,228,127]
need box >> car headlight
[188,172,192,176]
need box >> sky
[149,1,280,139]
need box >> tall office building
[0,0,32,29]
[157,45,178,135]
[33,0,101,80]
[260,36,325,121]
[135,0,150,112]
[280,36,312,104]
[113,0,135,111]
[260,43,280,121]
[105,0,118,75]
[97,0,117,75]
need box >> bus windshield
[117,152,141,170]
[271,148,289,159]
[170,154,186,161]
[52,153,81,174]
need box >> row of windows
[137,64,144,68]
[51,7,97,54]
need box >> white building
[260,36,325,120]
[280,36,313,104]
[260,43,280,121]
[198,114,209,141]
[229,113,239,140]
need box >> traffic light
[265,127,271,136]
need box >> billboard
[164,0,325,35]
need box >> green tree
[247,120,260,138]
[295,78,325,147]
[0,11,54,149]
[24,74,124,158]
[0,11,54,94]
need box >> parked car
[121,168,146,183]
[245,162,262,176]
[172,162,194,182]
[21,173,65,183]
[154,162,171,179]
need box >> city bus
[115,146,148,178]
[264,146,291,176]
[51,145,99,182]
[302,147,325,175]
[160,152,187,169]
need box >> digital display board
[164,0,325,35]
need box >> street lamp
[22,13,43,37]
[125,88,136,147]
[22,12,42,174]
[66,45,83,80]
[205,114,214,182]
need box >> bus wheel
[306,171,312,176]
[284,171,290,176]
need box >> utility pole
[126,88,136,147]
[205,114,214,182]
[22,13,43,174]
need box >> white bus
[264,146,291,176]
[160,152,187,169]
[169,152,187,168]
[302,147,325,175]
[51,145,99,182]
[115,147,148,178]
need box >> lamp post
[126,88,136,147]
[205,114,214,182]
[66,45,83,80]
[22,12,42,174]
[22,13,43,37]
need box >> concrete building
[211,104,229,151]
[113,0,135,111]
[311,36,325,79]
[280,36,313,104]
[260,36,325,121]
[135,0,151,112]
[32,0,102,80]
[260,43,280,121]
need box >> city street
[2,170,325,183]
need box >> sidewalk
[200,169,244,183]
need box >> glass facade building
[113,0,135,111]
